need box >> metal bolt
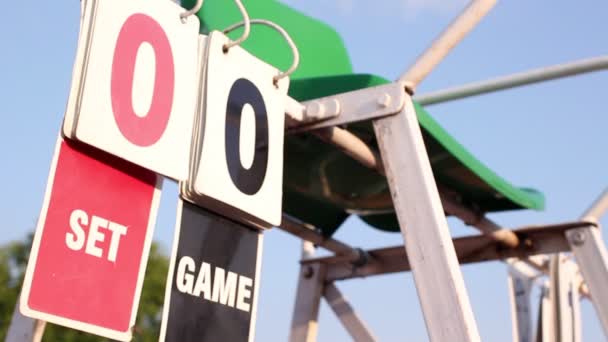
[303,266,314,278]
[305,101,325,119]
[377,93,392,108]
[569,229,586,246]
[327,98,341,116]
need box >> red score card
[20,137,161,341]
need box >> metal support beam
[566,189,608,337]
[311,127,385,175]
[398,0,497,92]
[323,283,377,342]
[287,83,406,132]
[281,203,586,283]
[507,258,544,281]
[572,276,582,342]
[440,190,520,248]
[537,282,556,342]
[549,255,582,342]
[506,256,593,301]
[372,97,480,342]
[289,241,326,342]
[566,225,608,336]
[6,297,46,342]
[312,222,582,282]
[507,267,535,342]
[581,188,608,222]
[280,214,356,256]
[415,56,608,106]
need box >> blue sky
[1,0,607,341]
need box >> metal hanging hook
[180,0,204,21]
[222,0,251,51]
[223,19,300,83]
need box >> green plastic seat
[184,0,545,236]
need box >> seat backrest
[182,0,353,79]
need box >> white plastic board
[192,31,287,227]
[64,0,200,180]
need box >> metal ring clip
[180,0,204,21]
[222,0,251,51]
[223,19,300,83]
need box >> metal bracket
[286,82,406,133]
[350,248,370,268]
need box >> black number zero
[224,78,269,195]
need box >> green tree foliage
[0,233,32,340]
[0,234,169,341]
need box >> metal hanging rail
[399,0,498,92]
[415,56,608,105]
